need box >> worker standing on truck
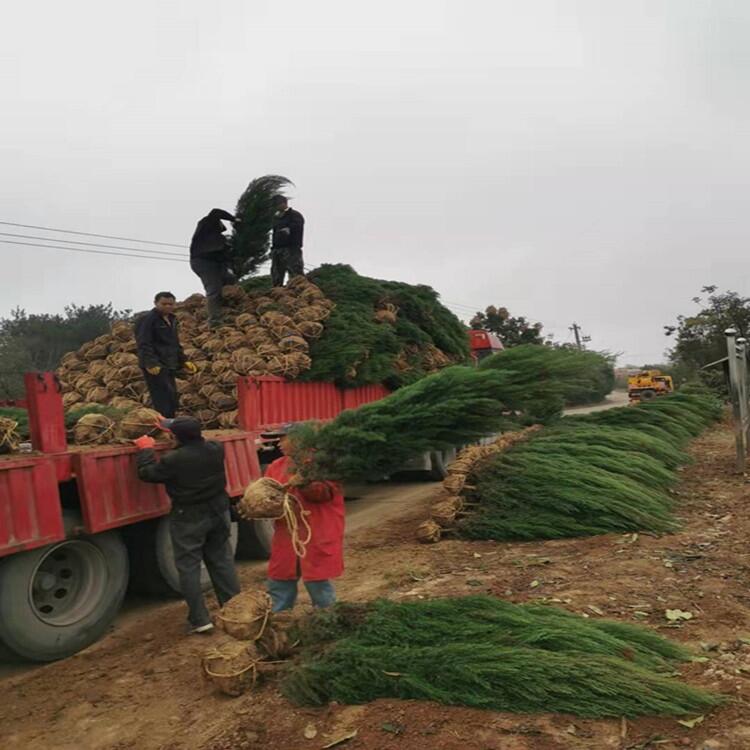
[264,426,344,611]
[134,292,196,418]
[134,417,241,633]
[189,208,239,327]
[270,195,305,287]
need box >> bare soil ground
[3,415,750,750]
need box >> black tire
[639,389,657,401]
[235,518,274,559]
[127,516,238,596]
[428,450,448,480]
[0,511,129,662]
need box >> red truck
[0,372,395,662]
[0,329,502,662]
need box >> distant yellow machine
[628,370,674,402]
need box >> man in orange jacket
[264,429,344,612]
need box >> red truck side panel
[73,434,263,535]
[238,376,390,431]
[219,434,262,496]
[74,449,171,534]
[24,372,67,454]
[343,384,390,409]
[0,458,65,558]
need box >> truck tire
[0,512,129,662]
[639,389,656,401]
[427,448,457,481]
[236,518,274,559]
[127,516,239,597]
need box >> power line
[0,231,187,258]
[0,239,187,263]
[0,220,187,249]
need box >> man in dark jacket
[189,208,239,327]
[135,417,241,633]
[270,195,305,287]
[134,291,196,418]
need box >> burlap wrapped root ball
[62,392,84,409]
[72,413,117,445]
[415,519,442,544]
[202,639,263,697]
[237,478,287,520]
[256,610,296,660]
[0,417,21,454]
[430,496,464,528]
[118,407,163,439]
[216,591,272,641]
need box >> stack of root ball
[202,590,296,697]
[416,426,542,543]
[55,276,335,430]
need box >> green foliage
[0,304,130,399]
[470,305,545,346]
[665,286,750,392]
[478,345,614,422]
[242,264,471,388]
[289,366,513,482]
[458,393,720,541]
[305,264,470,388]
[230,175,293,278]
[283,596,722,718]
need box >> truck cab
[468,330,504,363]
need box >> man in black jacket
[270,195,305,287]
[189,208,239,327]
[135,417,241,633]
[134,291,196,418]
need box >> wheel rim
[28,541,107,627]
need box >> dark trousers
[169,505,241,627]
[190,257,236,327]
[143,369,179,418]
[270,247,304,287]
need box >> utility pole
[570,323,583,350]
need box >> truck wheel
[428,448,456,481]
[127,516,239,597]
[0,512,128,662]
[639,389,656,401]
[236,518,274,559]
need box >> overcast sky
[2,0,749,364]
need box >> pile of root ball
[55,276,335,430]
[55,267,468,434]
[202,590,296,697]
[418,391,723,543]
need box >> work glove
[146,365,161,375]
[133,435,156,450]
[184,361,198,374]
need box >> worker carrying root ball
[135,417,241,633]
[264,425,344,612]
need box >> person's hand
[146,365,161,375]
[286,473,305,488]
[184,361,198,374]
[133,435,156,450]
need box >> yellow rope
[280,493,312,559]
